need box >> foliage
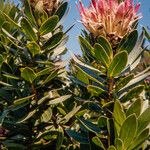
[0,0,78,149]
[70,23,150,150]
[0,0,149,150]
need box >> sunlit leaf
[55,2,68,20]
[94,43,110,67]
[120,114,137,149]
[118,30,138,53]
[126,98,142,117]
[21,67,37,83]
[138,107,150,134]
[108,51,128,77]
[21,18,37,41]
[14,94,35,105]
[97,36,112,57]
[39,16,58,35]
[113,100,126,135]
[92,136,106,150]
[26,41,40,57]
[42,32,63,50]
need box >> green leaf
[118,30,138,53]
[77,117,101,134]
[0,110,9,125]
[3,142,26,150]
[88,102,102,113]
[12,101,30,111]
[116,74,134,91]
[115,138,123,150]
[87,85,105,96]
[97,36,112,57]
[37,95,49,105]
[118,67,150,94]
[41,107,52,123]
[126,98,142,117]
[62,106,81,123]
[57,107,66,115]
[0,81,12,87]
[98,116,107,128]
[113,100,126,135]
[39,16,58,35]
[0,54,4,65]
[108,146,116,150]
[143,27,150,40]
[9,5,18,20]
[35,61,54,66]
[0,11,20,28]
[129,55,141,71]
[107,118,115,140]
[138,107,150,134]
[42,32,63,50]
[3,73,20,80]
[55,2,68,20]
[108,51,128,77]
[0,89,13,101]
[37,67,53,77]
[21,67,37,83]
[56,126,64,150]
[120,85,144,102]
[120,114,137,149]
[128,31,144,65]
[128,128,149,150]
[74,64,105,86]
[1,62,12,73]
[76,67,89,84]
[36,130,57,141]
[14,94,35,105]
[26,41,40,57]
[66,129,89,144]
[38,10,48,24]
[79,36,94,57]
[92,136,106,150]
[21,18,38,41]
[42,69,58,85]
[48,95,71,105]
[2,28,23,46]
[72,53,102,74]
[18,109,36,123]
[24,0,36,26]
[94,43,110,67]
[0,0,4,11]
[2,120,29,135]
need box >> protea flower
[77,0,141,40]
[29,0,60,15]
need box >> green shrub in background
[0,0,78,149]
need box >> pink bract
[77,0,142,38]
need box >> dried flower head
[77,0,142,39]
[30,0,61,15]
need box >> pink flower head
[77,0,142,38]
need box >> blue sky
[14,0,150,57]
